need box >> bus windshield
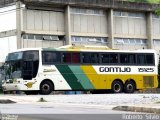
[4,61,22,79]
[6,52,23,61]
[4,50,39,80]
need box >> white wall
[153,18,160,39]
[23,9,65,33]
[0,36,17,62]
[0,5,16,32]
[71,14,107,35]
[113,12,146,38]
[23,39,64,48]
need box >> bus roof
[42,45,156,54]
[9,45,156,54]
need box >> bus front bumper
[2,83,24,91]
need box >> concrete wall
[1,1,160,53]
[23,9,65,34]
[21,8,65,48]
[152,15,160,39]
[0,5,16,32]
[0,36,17,62]
[113,11,146,38]
[70,8,107,37]
[23,39,64,48]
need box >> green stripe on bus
[55,65,84,90]
[68,66,94,90]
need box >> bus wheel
[112,81,123,93]
[124,81,136,93]
[40,81,53,95]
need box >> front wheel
[39,81,53,95]
[124,81,136,93]
[111,81,123,93]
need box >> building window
[28,34,34,39]
[35,35,43,40]
[23,34,63,41]
[114,38,147,45]
[114,11,145,18]
[72,36,108,44]
[113,11,121,16]
[154,40,160,46]
[153,14,160,19]
[71,8,105,15]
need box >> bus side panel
[80,65,104,89]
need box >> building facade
[0,0,160,62]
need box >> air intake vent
[143,76,154,88]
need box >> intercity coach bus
[2,45,158,95]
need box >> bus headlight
[2,80,5,84]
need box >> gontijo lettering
[99,67,131,72]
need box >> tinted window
[82,53,99,64]
[23,51,39,61]
[128,54,136,64]
[101,53,118,64]
[42,52,61,64]
[82,53,91,63]
[110,54,118,63]
[72,53,80,63]
[90,53,99,63]
[137,54,154,65]
[137,54,145,65]
[120,54,128,64]
[120,54,136,64]
[62,53,71,63]
[146,54,154,64]
[101,54,109,63]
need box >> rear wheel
[111,81,123,93]
[40,81,53,95]
[124,81,136,93]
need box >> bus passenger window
[146,54,154,65]
[101,54,109,63]
[72,53,80,63]
[45,53,53,63]
[120,54,128,64]
[110,54,118,63]
[128,54,136,64]
[62,53,71,63]
[82,53,91,63]
[42,52,61,64]
[90,53,99,63]
[120,54,136,64]
[137,55,145,65]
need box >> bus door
[22,60,34,80]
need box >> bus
[1,45,158,95]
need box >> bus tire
[111,81,123,93]
[124,81,136,93]
[40,81,53,95]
